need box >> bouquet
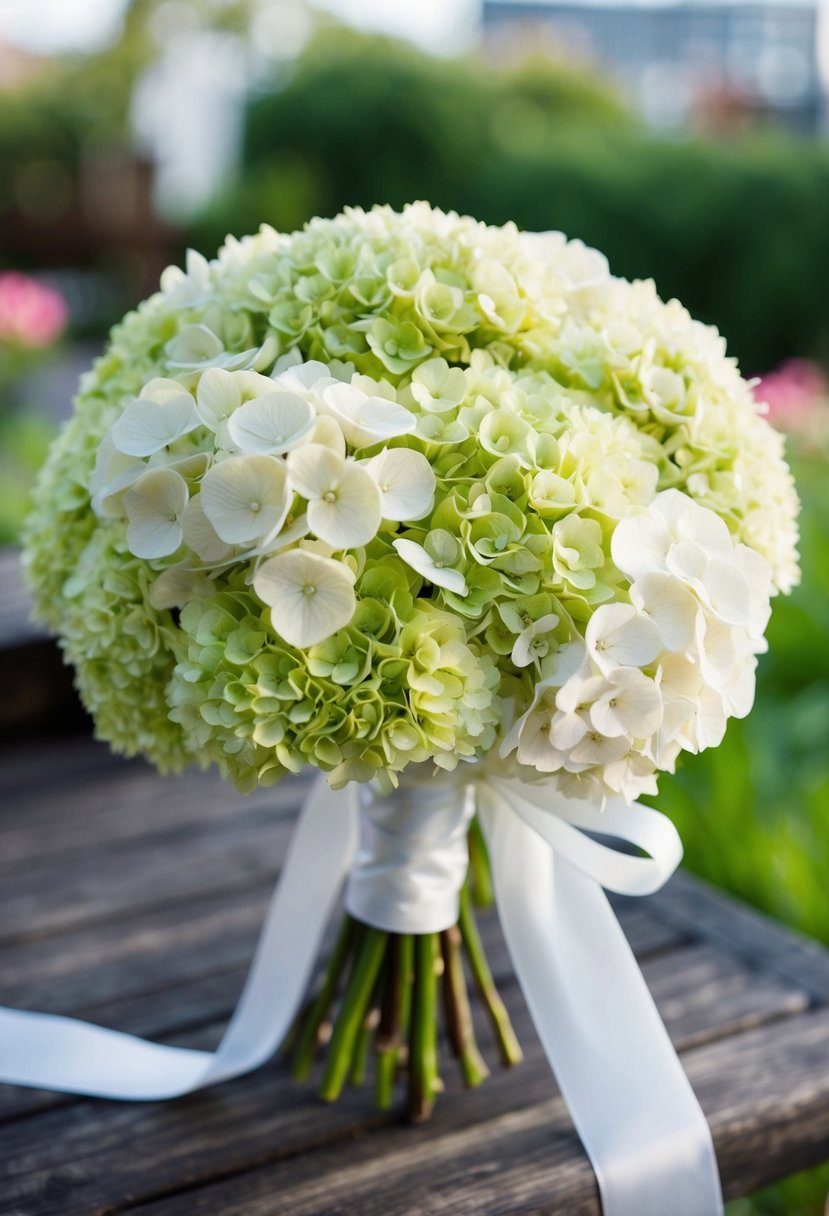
[22,205,798,1161]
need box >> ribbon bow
[0,774,722,1216]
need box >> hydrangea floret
[24,203,800,800]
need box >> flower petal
[228,390,315,454]
[666,540,708,585]
[286,444,345,500]
[610,511,669,581]
[700,558,751,626]
[695,611,737,691]
[586,602,663,671]
[112,393,200,457]
[307,414,346,456]
[165,324,224,368]
[124,468,188,559]
[200,454,289,544]
[630,571,698,651]
[306,463,381,548]
[253,549,356,648]
[590,669,663,738]
[322,382,415,447]
[181,493,235,563]
[272,358,337,394]
[392,537,467,595]
[655,488,732,552]
[196,368,241,431]
[364,448,436,521]
[149,564,211,610]
[733,544,772,638]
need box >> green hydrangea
[23,204,799,795]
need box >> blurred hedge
[194,29,829,372]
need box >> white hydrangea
[92,358,438,638]
[501,489,773,803]
[26,203,798,794]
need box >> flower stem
[440,924,490,1087]
[459,884,523,1067]
[376,933,413,1109]
[319,926,387,1102]
[408,933,442,1122]
[292,915,357,1081]
[467,817,494,908]
[349,999,380,1088]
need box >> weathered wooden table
[1,735,829,1216]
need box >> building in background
[482,1,825,132]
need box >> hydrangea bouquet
[24,204,799,1123]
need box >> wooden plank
[0,895,683,1122]
[3,738,824,1010]
[1,740,826,1214]
[0,940,807,1216]
[0,745,680,981]
[652,870,829,1002]
[116,1007,829,1216]
[0,744,683,1129]
[0,799,298,945]
[0,739,124,800]
[0,885,277,1029]
[0,885,680,1020]
[0,743,678,959]
[0,751,312,873]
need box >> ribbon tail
[0,775,359,1101]
[479,797,724,1216]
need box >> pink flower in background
[755,359,827,427]
[0,272,67,350]
[755,359,829,452]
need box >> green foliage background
[196,30,829,374]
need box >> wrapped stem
[290,797,522,1117]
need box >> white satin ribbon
[0,769,723,1215]
[478,776,723,1216]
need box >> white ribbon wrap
[345,777,475,934]
[0,771,723,1216]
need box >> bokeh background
[1,1,827,1210]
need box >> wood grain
[0,737,827,1214]
[0,940,808,1215]
[108,1007,829,1216]
[653,870,829,1002]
